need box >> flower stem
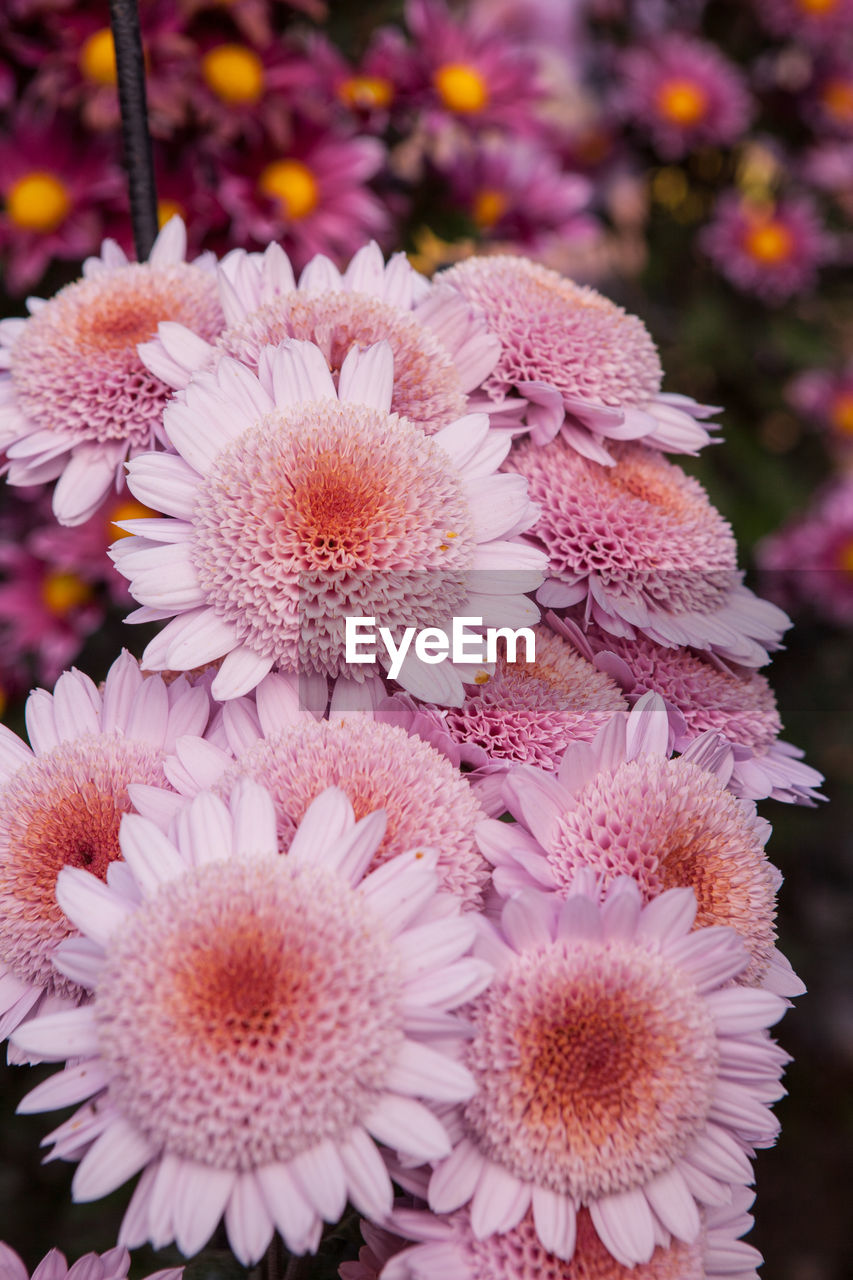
[108,0,159,260]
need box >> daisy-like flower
[809,60,853,137]
[11,782,491,1265]
[427,877,788,1266]
[189,35,319,145]
[787,362,853,454]
[113,339,544,705]
[758,477,853,626]
[0,652,209,1049]
[700,191,832,304]
[436,256,720,464]
[617,34,752,160]
[217,123,389,272]
[378,622,626,815]
[0,1243,181,1280]
[753,0,853,50]
[138,237,500,437]
[0,217,223,525]
[365,1188,764,1280]
[506,436,789,666]
[551,614,823,805]
[478,694,801,993]
[306,27,415,134]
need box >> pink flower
[12,782,491,1264]
[187,34,321,146]
[428,876,788,1265]
[788,362,853,455]
[758,477,853,625]
[217,124,390,271]
[0,1242,181,1280]
[617,34,752,160]
[0,539,103,685]
[753,0,853,50]
[700,191,832,303]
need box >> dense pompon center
[463,940,718,1199]
[0,735,166,996]
[190,400,475,678]
[215,290,467,434]
[219,718,489,908]
[10,264,223,448]
[439,256,663,409]
[95,857,404,1170]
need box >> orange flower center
[157,198,185,229]
[258,159,319,221]
[434,62,489,114]
[201,44,265,105]
[797,0,837,13]
[79,27,117,86]
[472,187,508,228]
[830,390,853,436]
[41,571,93,616]
[744,219,794,265]
[338,75,394,110]
[656,78,709,127]
[837,538,853,574]
[109,499,159,539]
[821,77,853,123]
[6,172,71,233]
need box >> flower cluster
[0,222,819,1280]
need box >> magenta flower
[617,34,752,160]
[217,124,390,271]
[788,362,853,455]
[758,477,853,626]
[187,34,321,146]
[753,0,853,50]
[303,27,417,134]
[700,190,833,303]
[0,539,103,685]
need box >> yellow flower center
[41,571,93,616]
[830,391,853,436]
[656,78,709,127]
[744,219,794,265]
[433,62,489,114]
[258,159,319,221]
[79,28,117,86]
[797,0,837,13]
[6,173,71,233]
[472,188,508,229]
[109,499,158,539]
[837,538,853,574]
[821,77,853,123]
[338,75,394,110]
[157,199,185,229]
[201,44,265,105]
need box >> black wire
[108,0,159,261]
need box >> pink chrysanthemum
[700,191,832,304]
[113,339,544,705]
[479,695,801,993]
[0,652,209,1048]
[552,614,823,805]
[216,124,389,271]
[428,877,787,1267]
[0,1243,181,1280]
[365,1189,764,1280]
[758,476,853,626]
[0,217,223,524]
[153,709,491,909]
[506,437,788,666]
[12,782,491,1265]
[437,255,719,464]
[187,35,320,146]
[788,362,853,455]
[753,0,853,49]
[139,238,500,436]
[377,623,626,815]
[617,34,752,160]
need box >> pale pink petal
[385,1039,476,1103]
[289,1140,348,1222]
[338,341,394,412]
[18,1061,107,1114]
[470,1161,531,1238]
[286,786,356,866]
[255,1163,319,1255]
[532,1186,577,1261]
[364,1094,452,1161]
[55,869,132,948]
[429,1138,485,1214]
[71,1117,157,1201]
[589,1189,656,1265]
[224,1171,274,1266]
[643,1166,701,1242]
[211,646,276,701]
[337,1126,394,1221]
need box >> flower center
[656,78,708,127]
[821,77,853,124]
[830,390,853,435]
[6,173,71,233]
[95,858,404,1169]
[744,220,794,265]
[836,537,853,574]
[338,75,394,109]
[78,27,117,86]
[201,44,265,104]
[464,941,718,1198]
[41,570,92,616]
[109,499,158,540]
[434,62,490,114]
[157,198,185,228]
[258,159,319,221]
[472,188,508,229]
[797,0,837,13]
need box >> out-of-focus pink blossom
[759,478,853,626]
[700,190,833,303]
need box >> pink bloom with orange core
[0,217,223,526]
[617,34,752,160]
[758,477,853,626]
[217,124,390,271]
[506,436,789,666]
[437,256,720,464]
[11,782,490,1264]
[700,190,832,303]
[0,1242,182,1280]
[788,362,853,452]
[188,34,321,146]
[427,874,788,1266]
[0,651,209,1053]
[0,111,123,294]
[478,692,804,995]
[304,28,417,134]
